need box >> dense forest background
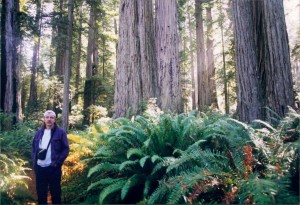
[0,0,300,204]
[1,0,299,129]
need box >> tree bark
[86,3,96,78]
[138,0,158,99]
[232,0,262,122]
[260,0,295,117]
[195,0,207,111]
[114,0,142,117]
[206,3,217,107]
[155,0,183,113]
[54,0,66,76]
[29,0,42,106]
[74,4,82,104]
[62,0,73,130]
[0,0,21,127]
[114,0,157,118]
[188,10,196,110]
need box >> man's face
[44,114,56,128]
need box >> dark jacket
[32,124,69,168]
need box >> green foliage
[0,121,36,160]
[86,110,299,204]
[61,130,102,204]
[0,153,32,204]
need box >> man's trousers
[35,165,62,204]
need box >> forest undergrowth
[0,108,299,204]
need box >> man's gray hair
[44,110,56,118]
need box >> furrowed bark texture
[155,0,183,113]
[233,0,262,122]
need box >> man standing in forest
[31,110,69,204]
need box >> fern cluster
[87,109,299,204]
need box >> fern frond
[151,155,163,163]
[252,120,276,132]
[88,162,119,178]
[140,156,150,168]
[147,179,169,204]
[87,178,121,191]
[127,148,145,159]
[151,161,165,176]
[119,160,139,171]
[166,183,183,204]
[99,178,127,204]
[121,174,144,200]
[94,146,113,157]
[143,178,151,197]
[238,175,278,204]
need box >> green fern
[98,178,127,204]
[88,162,119,178]
[238,174,278,204]
[127,148,145,159]
[121,174,144,200]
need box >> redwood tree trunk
[114,0,142,117]
[138,0,158,99]
[155,0,183,113]
[29,0,41,106]
[261,0,295,117]
[232,0,262,122]
[195,0,207,111]
[62,0,73,130]
[114,0,157,118]
[188,10,196,110]
[206,3,217,107]
[74,4,82,104]
[1,0,21,127]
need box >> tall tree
[233,0,295,122]
[155,0,183,113]
[28,0,42,106]
[114,0,157,118]
[83,1,98,120]
[254,0,295,118]
[195,0,207,111]
[62,0,74,130]
[188,9,196,110]
[138,0,158,100]
[1,0,21,125]
[206,2,217,107]
[54,0,66,76]
[114,0,141,117]
[74,4,83,104]
[232,0,262,122]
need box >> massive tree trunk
[86,4,96,78]
[195,0,207,111]
[29,0,42,106]
[259,0,295,118]
[54,0,66,76]
[233,0,295,122]
[62,0,73,130]
[82,1,100,125]
[155,0,182,113]
[138,0,158,99]
[206,3,217,107]
[114,0,142,117]
[114,0,157,118]
[13,0,22,122]
[74,4,83,104]
[188,10,196,110]
[0,0,21,127]
[232,0,262,122]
